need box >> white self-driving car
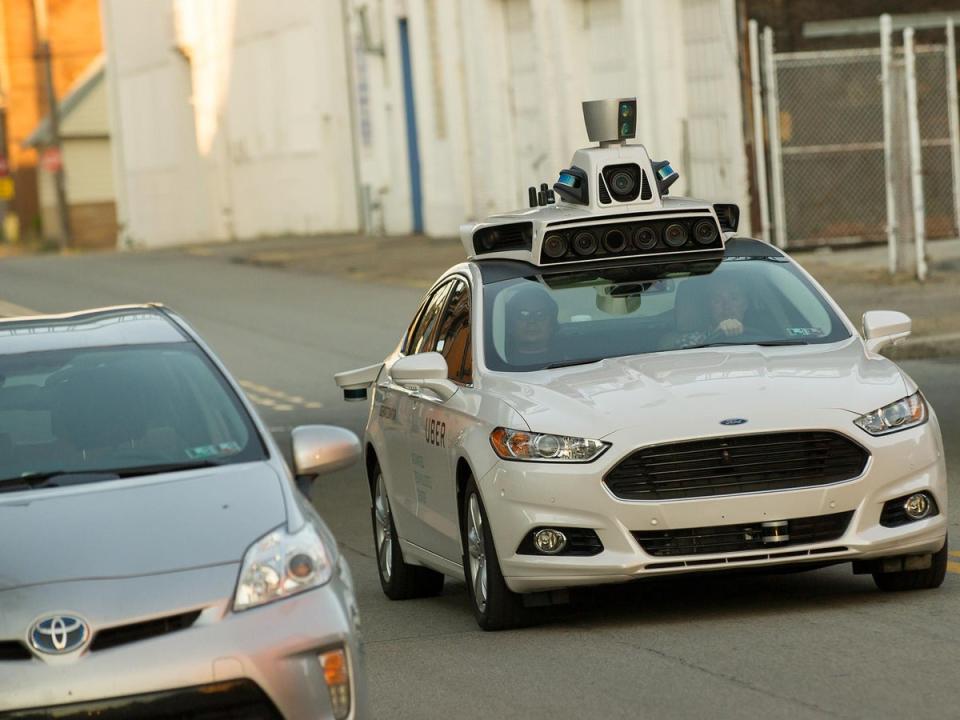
[336,100,948,630]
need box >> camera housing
[460,98,738,268]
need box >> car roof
[0,304,189,355]
[474,236,783,284]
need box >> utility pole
[33,0,71,250]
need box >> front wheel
[372,467,444,600]
[461,477,525,631]
[872,538,948,592]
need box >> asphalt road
[0,248,958,719]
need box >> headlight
[854,392,927,436]
[490,427,609,462]
[234,524,333,611]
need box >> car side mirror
[291,425,361,477]
[862,310,911,353]
[390,352,458,401]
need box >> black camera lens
[602,164,642,202]
[633,226,657,250]
[610,171,636,196]
[572,231,599,256]
[542,234,568,259]
[602,228,627,253]
[663,223,688,248]
[693,220,719,245]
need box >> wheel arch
[365,442,380,499]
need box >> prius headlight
[234,524,333,611]
[490,427,609,462]
[854,392,927,436]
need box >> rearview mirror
[291,425,361,477]
[390,352,458,401]
[862,310,911,353]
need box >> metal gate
[753,20,960,257]
[773,49,887,246]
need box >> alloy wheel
[466,493,488,612]
[374,474,393,582]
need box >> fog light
[320,648,351,720]
[534,529,567,555]
[904,493,932,520]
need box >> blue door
[398,18,424,234]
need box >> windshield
[483,257,850,372]
[0,343,266,486]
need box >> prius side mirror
[291,425,361,478]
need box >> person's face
[710,286,748,323]
[510,301,554,347]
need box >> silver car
[0,305,367,719]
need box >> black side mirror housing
[713,203,740,233]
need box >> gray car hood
[0,462,286,591]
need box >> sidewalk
[178,233,960,360]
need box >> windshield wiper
[0,460,224,492]
[545,357,608,369]
[684,339,809,350]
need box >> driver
[709,284,749,338]
[660,279,751,349]
[504,284,560,366]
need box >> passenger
[504,284,560,366]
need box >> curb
[883,332,960,361]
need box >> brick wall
[1,0,103,239]
[743,0,960,51]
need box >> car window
[0,343,266,484]
[433,278,472,384]
[407,281,452,355]
[483,257,850,371]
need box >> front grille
[605,431,869,501]
[3,680,282,720]
[633,510,854,557]
[0,640,31,661]
[90,610,201,652]
[517,527,604,556]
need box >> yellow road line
[949,550,960,558]
[240,380,323,413]
[0,299,38,317]
[947,561,960,575]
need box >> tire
[872,538,948,592]
[371,465,444,600]
[461,476,525,631]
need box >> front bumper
[0,563,366,720]
[479,420,948,593]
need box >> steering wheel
[702,324,766,344]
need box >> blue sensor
[557,172,579,188]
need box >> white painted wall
[103,0,749,247]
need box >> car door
[409,276,477,562]
[378,281,453,537]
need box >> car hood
[483,340,908,439]
[0,462,286,591]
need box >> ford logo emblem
[29,614,89,654]
[720,418,748,426]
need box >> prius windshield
[483,256,850,372]
[0,343,266,489]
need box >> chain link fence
[774,50,886,246]
[765,40,959,249]
[913,46,956,239]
